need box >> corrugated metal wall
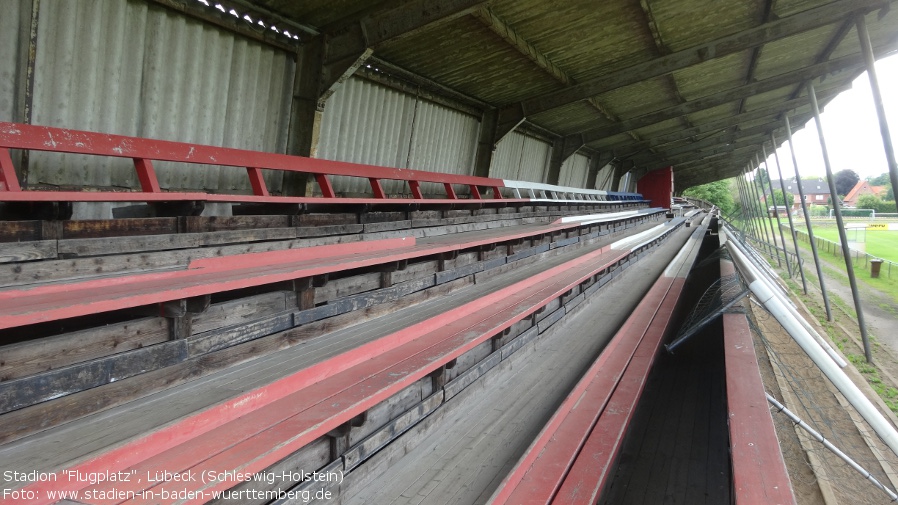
[596,163,615,190]
[26,0,294,192]
[490,131,551,183]
[0,0,27,126]
[317,76,479,196]
[558,153,589,188]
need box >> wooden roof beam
[318,0,488,100]
[472,7,639,153]
[605,87,842,157]
[496,0,891,133]
[568,43,894,146]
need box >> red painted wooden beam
[19,230,665,504]
[492,222,706,505]
[721,260,796,505]
[0,211,666,330]
[0,122,506,191]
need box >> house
[842,180,888,207]
[764,178,833,209]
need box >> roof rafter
[567,46,890,146]
[472,6,641,152]
[495,0,890,136]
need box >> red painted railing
[0,122,506,203]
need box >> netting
[747,303,898,504]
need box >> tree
[834,169,860,196]
[770,189,793,210]
[856,194,882,211]
[683,179,735,215]
[867,172,891,186]
[856,194,898,214]
[755,168,769,186]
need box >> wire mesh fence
[790,225,896,279]
[746,303,898,504]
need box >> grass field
[806,226,898,263]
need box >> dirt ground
[734,225,898,504]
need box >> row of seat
[489,214,710,505]
[0,209,665,331]
[17,214,685,504]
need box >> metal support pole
[736,175,754,242]
[809,82,872,363]
[857,15,898,215]
[748,163,776,257]
[771,132,808,294]
[786,115,831,320]
[739,170,761,247]
[743,170,766,249]
[762,145,791,277]
[766,394,898,502]
[756,153,783,267]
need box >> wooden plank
[188,313,295,357]
[343,391,444,471]
[537,306,566,333]
[18,242,633,500]
[190,292,290,334]
[184,215,290,233]
[349,378,435,446]
[0,234,358,287]
[443,351,501,401]
[206,438,331,504]
[0,240,57,263]
[61,218,178,239]
[296,224,364,237]
[0,220,41,242]
[0,317,168,382]
[0,340,187,414]
[57,227,299,257]
[724,313,796,505]
[499,326,539,361]
[0,275,473,444]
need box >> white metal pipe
[726,233,898,458]
[766,393,898,502]
[724,226,847,368]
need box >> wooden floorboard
[0,219,662,480]
[340,226,694,505]
[599,319,731,505]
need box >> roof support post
[610,161,629,192]
[284,40,325,196]
[745,172,766,247]
[762,146,791,277]
[770,132,808,294]
[736,173,759,244]
[857,14,898,215]
[546,135,585,186]
[755,153,782,267]
[586,152,612,190]
[785,115,831,320]
[473,108,498,178]
[747,159,773,257]
[809,82,871,362]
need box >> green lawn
[808,227,898,264]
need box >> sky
[761,53,898,183]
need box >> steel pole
[763,145,792,277]
[749,162,776,257]
[772,132,808,293]
[737,173,758,243]
[757,153,783,267]
[786,115,832,320]
[857,15,898,215]
[741,168,764,248]
[809,82,872,362]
